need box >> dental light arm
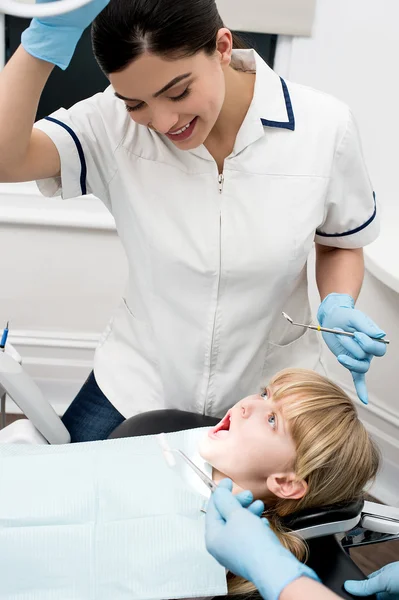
[0,0,94,19]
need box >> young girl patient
[0,368,379,599]
[198,368,380,593]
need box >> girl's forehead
[270,389,305,421]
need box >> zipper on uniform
[218,173,224,193]
[203,212,222,415]
[202,173,224,413]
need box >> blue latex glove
[21,0,110,70]
[345,562,399,600]
[205,479,319,600]
[317,293,387,404]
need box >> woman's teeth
[169,120,193,135]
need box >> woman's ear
[267,472,308,500]
[216,28,233,65]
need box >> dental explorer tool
[0,321,10,429]
[158,433,218,492]
[0,321,9,351]
[282,312,390,345]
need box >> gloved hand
[21,0,110,70]
[205,479,319,600]
[317,293,387,404]
[345,562,399,600]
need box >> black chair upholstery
[109,409,376,599]
[307,536,375,599]
[109,409,219,438]
[283,498,364,530]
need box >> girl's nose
[240,398,258,419]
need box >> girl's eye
[267,413,277,430]
[169,87,191,102]
[260,389,268,399]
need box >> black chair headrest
[282,498,364,531]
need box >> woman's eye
[267,413,277,429]
[125,103,144,113]
[125,87,191,114]
[170,87,191,102]
[260,390,268,399]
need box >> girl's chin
[198,433,219,458]
[197,436,210,460]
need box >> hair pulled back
[92,0,245,74]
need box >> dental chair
[110,415,399,600]
[1,348,398,599]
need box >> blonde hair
[228,368,380,595]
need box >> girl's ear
[267,472,308,500]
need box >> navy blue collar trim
[44,79,294,197]
[316,193,377,238]
[260,78,295,131]
[44,116,87,196]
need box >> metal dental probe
[282,312,390,345]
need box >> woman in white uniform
[0,0,387,441]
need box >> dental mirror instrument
[158,433,217,493]
[282,312,390,345]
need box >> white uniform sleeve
[33,90,123,210]
[315,109,378,248]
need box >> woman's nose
[151,112,179,135]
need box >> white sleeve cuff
[34,116,88,200]
[315,193,379,248]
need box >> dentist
[206,479,399,600]
[0,0,387,442]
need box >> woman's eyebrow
[153,73,192,97]
[114,73,192,103]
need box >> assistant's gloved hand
[205,479,319,600]
[345,562,399,600]
[21,0,110,70]
[317,293,387,404]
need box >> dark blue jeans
[62,371,125,442]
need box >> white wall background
[0,0,398,502]
[0,185,127,413]
[216,0,316,36]
[274,0,399,505]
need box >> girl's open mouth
[208,411,231,439]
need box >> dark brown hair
[92,0,246,74]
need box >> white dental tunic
[34,49,379,419]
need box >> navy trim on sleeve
[261,78,295,131]
[44,116,87,196]
[316,192,377,238]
